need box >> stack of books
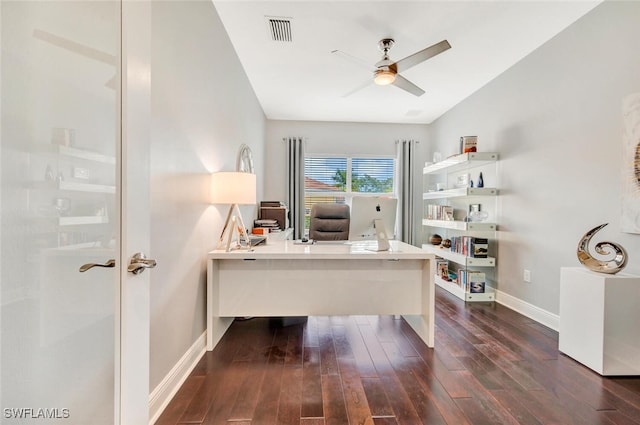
[449,236,488,258]
[457,270,486,293]
[426,204,454,221]
[253,219,280,234]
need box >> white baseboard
[495,289,559,331]
[149,332,206,425]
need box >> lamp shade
[211,172,256,205]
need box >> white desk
[206,240,436,350]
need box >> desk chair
[275,203,349,327]
[309,203,350,241]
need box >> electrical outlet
[524,269,531,283]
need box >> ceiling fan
[332,38,451,97]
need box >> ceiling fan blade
[341,79,373,98]
[392,74,425,97]
[331,49,374,72]
[392,39,451,74]
[33,29,116,65]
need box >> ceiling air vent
[266,17,292,42]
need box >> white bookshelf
[423,151,499,302]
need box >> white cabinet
[422,152,498,302]
[559,267,640,375]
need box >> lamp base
[218,204,252,252]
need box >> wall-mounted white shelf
[421,219,496,231]
[59,181,115,194]
[30,181,116,194]
[421,244,495,267]
[423,152,498,174]
[58,216,109,226]
[57,146,115,165]
[434,275,496,302]
[37,144,116,165]
[423,187,497,200]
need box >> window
[304,155,396,231]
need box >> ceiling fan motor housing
[378,38,395,53]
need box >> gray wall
[149,1,265,391]
[428,0,640,315]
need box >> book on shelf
[471,238,489,258]
[437,260,449,280]
[449,236,489,258]
[457,270,486,292]
[460,136,477,153]
[465,270,487,294]
[426,204,454,221]
[468,271,486,293]
[469,281,486,293]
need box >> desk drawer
[212,259,424,316]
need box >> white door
[0,1,151,424]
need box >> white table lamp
[211,172,256,251]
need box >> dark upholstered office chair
[309,203,350,241]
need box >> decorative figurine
[429,234,442,245]
[468,204,488,222]
[576,223,628,274]
[478,172,484,188]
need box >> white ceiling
[213,1,601,125]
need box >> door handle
[127,252,157,275]
[79,259,116,272]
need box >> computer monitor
[349,196,398,250]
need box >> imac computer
[348,196,398,251]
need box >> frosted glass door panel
[1,1,119,423]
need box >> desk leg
[402,258,435,348]
[207,259,234,351]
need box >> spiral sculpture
[576,223,628,274]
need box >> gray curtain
[396,139,418,245]
[285,137,305,239]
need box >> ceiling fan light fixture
[374,69,396,86]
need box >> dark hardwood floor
[156,287,640,425]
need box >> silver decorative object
[236,144,254,173]
[577,223,628,274]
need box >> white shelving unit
[422,152,499,302]
[29,144,115,248]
